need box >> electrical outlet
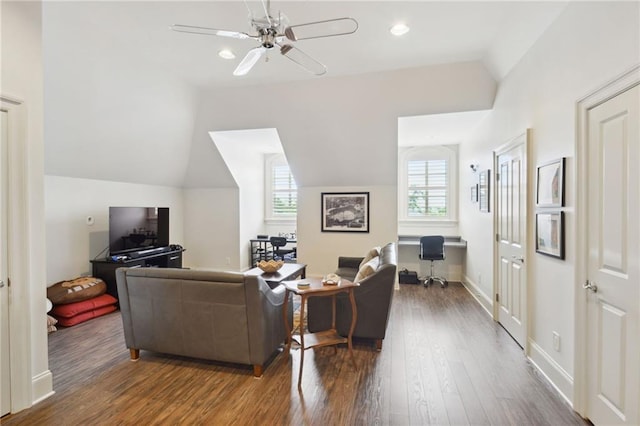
[552,331,561,352]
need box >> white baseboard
[528,340,574,407]
[31,370,54,405]
[461,275,493,316]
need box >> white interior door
[0,110,10,416]
[495,133,527,347]
[585,84,639,425]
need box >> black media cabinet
[90,247,184,300]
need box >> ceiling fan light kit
[218,49,236,60]
[170,0,358,76]
[390,23,410,36]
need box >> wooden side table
[282,278,359,389]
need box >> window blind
[271,164,297,216]
[407,159,447,217]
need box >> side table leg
[347,289,358,371]
[298,295,306,389]
[283,289,291,357]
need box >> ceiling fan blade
[284,17,358,41]
[170,24,255,40]
[279,44,327,76]
[233,47,267,76]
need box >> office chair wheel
[424,278,432,287]
[440,280,448,288]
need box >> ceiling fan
[170,0,358,76]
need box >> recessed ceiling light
[218,49,236,60]
[390,23,410,37]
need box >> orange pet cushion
[47,277,107,305]
[54,305,118,327]
[51,294,118,318]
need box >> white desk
[398,235,467,248]
[397,235,467,282]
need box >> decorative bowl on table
[256,260,284,273]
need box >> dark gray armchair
[307,242,397,350]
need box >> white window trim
[265,153,297,223]
[398,145,458,224]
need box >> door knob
[511,255,525,263]
[0,280,4,288]
[583,280,598,293]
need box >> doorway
[493,131,529,348]
[575,66,639,425]
[1,109,10,417]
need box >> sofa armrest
[338,256,364,269]
[245,277,292,366]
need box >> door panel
[1,110,10,416]
[495,135,527,346]
[586,84,639,425]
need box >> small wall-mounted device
[470,164,479,172]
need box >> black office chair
[270,236,296,261]
[419,236,448,288]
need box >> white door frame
[574,65,640,417]
[1,94,34,413]
[492,130,531,352]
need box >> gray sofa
[115,267,291,377]
[307,242,397,350]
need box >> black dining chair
[270,236,296,261]
[419,236,448,287]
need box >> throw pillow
[47,277,107,305]
[359,246,381,269]
[354,256,380,283]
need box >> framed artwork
[536,211,564,259]
[478,170,490,212]
[536,158,565,207]
[321,192,369,233]
[471,184,478,203]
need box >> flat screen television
[108,207,169,255]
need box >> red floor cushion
[55,305,117,327]
[47,277,107,305]
[51,294,117,318]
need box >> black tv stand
[90,246,185,300]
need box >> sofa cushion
[47,277,107,305]
[359,247,381,269]
[354,256,380,283]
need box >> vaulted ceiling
[44,1,567,88]
[42,1,568,187]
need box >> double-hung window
[399,146,457,223]
[266,154,297,220]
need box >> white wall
[459,1,640,403]
[44,176,184,284]
[210,133,268,269]
[42,2,198,187]
[191,61,496,189]
[2,0,50,410]
[183,188,239,270]
[191,61,496,276]
[298,186,397,277]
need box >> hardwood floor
[3,283,587,425]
